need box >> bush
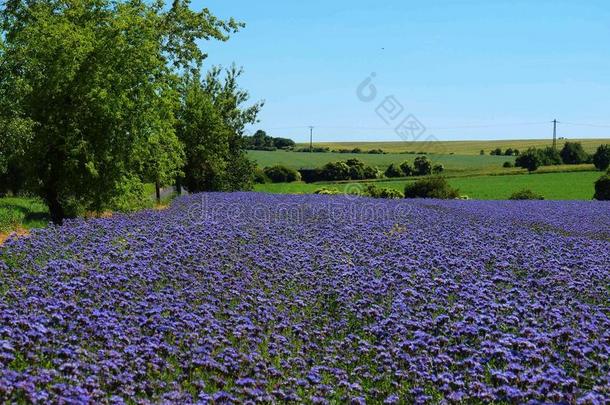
[368,148,385,154]
[593,174,610,200]
[490,148,502,156]
[263,165,301,183]
[320,161,350,181]
[413,156,432,176]
[504,148,514,156]
[509,189,544,200]
[298,168,323,183]
[385,163,404,178]
[404,177,460,199]
[364,184,404,199]
[295,147,330,153]
[503,161,514,168]
[560,142,589,165]
[592,144,610,171]
[314,188,341,195]
[399,161,413,177]
[432,164,444,174]
[516,148,543,172]
[363,165,382,180]
[253,168,269,184]
[480,150,485,155]
[540,147,562,166]
[351,148,363,154]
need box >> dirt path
[0,227,29,246]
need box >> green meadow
[254,171,602,201]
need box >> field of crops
[1,193,608,403]
[295,139,610,155]
[255,171,602,200]
[248,150,513,174]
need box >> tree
[539,147,562,166]
[0,0,240,223]
[399,161,413,176]
[516,148,542,172]
[177,78,231,192]
[592,144,610,171]
[560,142,589,165]
[413,156,432,176]
[203,65,263,190]
[593,174,610,201]
[385,164,403,178]
[432,164,444,174]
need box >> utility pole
[309,126,314,152]
[552,119,557,149]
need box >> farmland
[293,138,610,155]
[255,171,602,200]
[248,150,514,174]
[0,193,608,402]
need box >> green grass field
[294,138,610,155]
[254,171,602,200]
[248,150,515,175]
[0,197,49,233]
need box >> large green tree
[177,66,263,193]
[0,0,240,223]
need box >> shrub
[298,168,323,183]
[540,147,562,166]
[385,164,403,178]
[314,188,341,195]
[399,161,413,177]
[253,168,269,184]
[560,142,589,165]
[320,161,351,181]
[363,165,381,180]
[509,189,544,200]
[295,147,330,153]
[432,164,444,174]
[504,148,514,156]
[503,161,514,168]
[516,148,543,172]
[593,174,610,200]
[351,148,363,154]
[263,165,301,183]
[404,177,460,199]
[592,144,610,171]
[480,150,485,155]
[368,148,385,154]
[365,184,404,199]
[490,148,502,156]
[413,156,432,176]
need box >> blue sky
[197,0,610,142]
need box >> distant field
[248,150,514,175]
[255,171,603,200]
[294,138,610,155]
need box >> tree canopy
[0,0,254,223]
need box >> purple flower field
[0,193,609,404]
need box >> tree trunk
[45,189,65,225]
[155,181,161,205]
[175,176,182,196]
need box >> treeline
[244,130,295,151]
[255,156,443,184]
[0,0,260,223]
[515,142,610,172]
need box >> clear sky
[196,0,610,142]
